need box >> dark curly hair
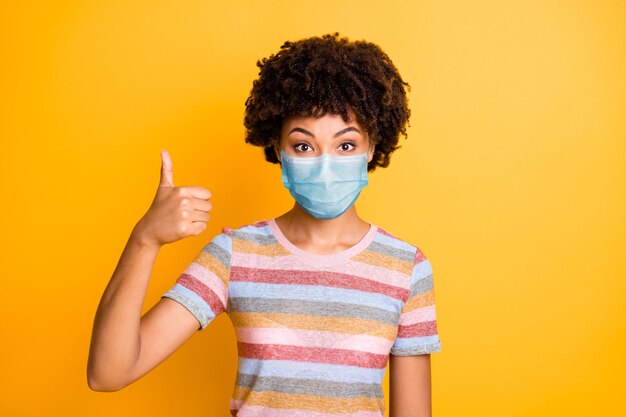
[243,32,411,172]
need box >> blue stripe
[210,232,233,254]
[229,281,401,313]
[392,334,440,349]
[241,224,273,236]
[412,259,433,281]
[237,357,386,383]
[165,283,217,320]
[374,231,416,253]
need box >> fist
[133,150,213,247]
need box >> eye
[339,141,356,152]
[293,142,312,152]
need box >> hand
[133,150,212,248]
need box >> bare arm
[87,150,212,391]
[87,229,200,391]
[389,354,432,417]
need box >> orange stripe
[351,248,413,275]
[232,388,384,414]
[229,312,398,340]
[233,238,292,257]
[193,250,229,287]
[403,289,435,311]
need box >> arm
[388,247,441,416]
[87,150,212,391]
[87,229,202,392]
[389,354,432,417]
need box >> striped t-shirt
[161,218,441,417]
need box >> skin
[87,150,213,391]
[389,354,433,417]
[87,107,433,417]
[272,107,375,253]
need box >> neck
[275,203,370,248]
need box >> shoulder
[197,220,271,262]
[218,218,275,242]
[222,220,270,237]
[373,223,434,281]
[374,226,435,306]
[372,223,427,262]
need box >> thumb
[159,149,174,187]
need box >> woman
[88,32,442,417]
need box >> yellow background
[1,1,624,416]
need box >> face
[275,107,375,163]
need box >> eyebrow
[288,126,361,138]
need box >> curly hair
[243,32,411,172]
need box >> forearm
[390,389,432,417]
[389,354,433,417]
[87,224,160,390]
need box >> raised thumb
[159,149,174,187]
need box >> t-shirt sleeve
[389,247,442,356]
[160,229,232,331]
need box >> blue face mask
[280,149,369,219]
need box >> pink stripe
[236,327,394,355]
[233,252,409,288]
[377,227,399,240]
[251,220,271,227]
[398,305,437,326]
[231,266,407,301]
[397,320,438,338]
[177,274,224,316]
[238,342,389,369]
[184,262,228,306]
[234,404,383,417]
[414,248,427,264]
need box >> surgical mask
[280,149,369,219]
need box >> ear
[274,143,281,162]
[367,139,375,163]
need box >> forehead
[282,107,363,131]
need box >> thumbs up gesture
[132,150,213,248]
